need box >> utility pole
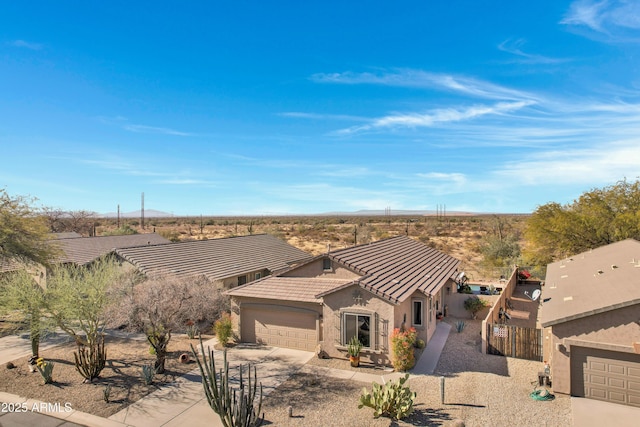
[141,192,145,230]
[117,204,120,228]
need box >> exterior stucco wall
[280,257,360,280]
[546,304,640,395]
[321,284,395,366]
[220,269,270,289]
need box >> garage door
[241,308,318,351]
[571,347,640,407]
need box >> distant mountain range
[100,209,492,218]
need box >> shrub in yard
[464,296,489,319]
[358,374,416,420]
[214,313,233,347]
[391,327,417,371]
[414,339,426,349]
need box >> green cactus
[36,360,54,384]
[190,338,264,427]
[103,384,112,402]
[455,320,466,333]
[358,374,416,420]
[73,335,106,382]
[141,364,155,385]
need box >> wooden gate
[487,323,543,361]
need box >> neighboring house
[49,232,82,239]
[227,236,461,366]
[540,239,640,408]
[115,234,313,288]
[52,234,171,266]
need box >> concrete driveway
[571,397,640,427]
[108,340,314,427]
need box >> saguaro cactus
[191,339,264,427]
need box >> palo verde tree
[44,257,126,381]
[109,273,229,374]
[0,270,52,357]
[0,189,58,357]
[524,179,640,268]
[0,189,54,267]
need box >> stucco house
[227,236,460,366]
[540,239,640,408]
[115,234,312,288]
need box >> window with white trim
[255,272,262,280]
[412,299,423,327]
[342,313,372,348]
[238,275,247,286]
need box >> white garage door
[571,347,640,407]
[241,308,318,352]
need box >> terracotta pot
[349,356,360,367]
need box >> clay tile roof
[226,276,354,303]
[541,238,640,327]
[115,234,312,281]
[329,235,460,304]
[52,233,171,265]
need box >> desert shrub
[391,328,417,371]
[464,297,489,319]
[414,339,425,349]
[214,313,233,347]
[158,229,181,242]
[358,374,416,420]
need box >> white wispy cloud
[311,69,537,101]
[122,124,194,136]
[498,39,571,64]
[155,179,218,185]
[8,39,43,50]
[278,112,368,121]
[494,139,640,185]
[561,0,640,40]
[336,100,535,134]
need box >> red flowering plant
[391,327,417,371]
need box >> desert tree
[0,189,58,357]
[44,257,125,348]
[108,273,229,374]
[524,179,640,268]
[0,269,52,357]
[43,257,132,381]
[0,189,55,267]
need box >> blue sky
[2,1,640,216]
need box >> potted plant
[347,336,363,367]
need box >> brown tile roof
[52,234,171,265]
[226,276,354,303]
[115,234,312,281]
[540,239,640,327]
[328,236,460,303]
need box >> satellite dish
[525,289,541,301]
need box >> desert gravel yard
[262,319,571,426]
